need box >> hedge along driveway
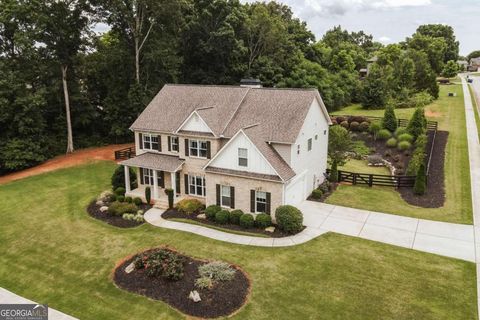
[0,161,477,319]
[328,84,473,224]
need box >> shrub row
[203,205,272,229]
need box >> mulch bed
[113,248,250,318]
[398,131,447,208]
[161,209,304,238]
[86,201,150,228]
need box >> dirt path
[0,143,133,185]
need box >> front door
[175,172,181,194]
[157,170,165,188]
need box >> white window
[189,174,206,196]
[171,136,179,152]
[221,185,231,207]
[307,138,312,151]
[256,191,267,213]
[238,148,248,167]
[189,139,208,158]
[143,168,154,185]
[143,134,159,151]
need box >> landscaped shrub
[164,188,174,209]
[239,214,254,229]
[352,140,370,159]
[382,105,398,132]
[393,155,400,162]
[413,163,427,195]
[311,189,323,199]
[145,186,151,204]
[97,190,115,203]
[367,154,383,166]
[176,199,204,215]
[116,195,125,202]
[406,134,427,175]
[340,121,349,129]
[198,261,235,282]
[369,121,382,141]
[397,133,414,143]
[215,210,230,224]
[125,196,133,203]
[359,121,370,132]
[108,201,137,216]
[115,187,126,196]
[386,138,397,148]
[377,129,391,140]
[318,180,331,194]
[133,197,142,205]
[195,276,213,289]
[111,166,137,191]
[397,141,412,151]
[134,249,185,280]
[407,107,427,139]
[394,127,407,137]
[255,213,272,228]
[384,150,392,158]
[275,205,303,234]
[205,205,221,221]
[349,121,360,131]
[348,116,367,124]
[229,210,243,224]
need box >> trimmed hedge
[229,210,243,224]
[311,189,323,199]
[215,210,230,224]
[239,214,254,229]
[255,213,272,228]
[275,205,303,234]
[133,197,142,206]
[205,205,221,221]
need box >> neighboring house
[457,60,468,70]
[469,57,480,72]
[121,80,331,216]
[366,56,378,76]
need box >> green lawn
[339,159,390,175]
[0,162,477,319]
[331,103,418,119]
[469,85,480,140]
[327,84,473,224]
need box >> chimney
[240,78,262,88]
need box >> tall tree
[37,0,93,153]
[416,24,459,63]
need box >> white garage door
[285,176,305,206]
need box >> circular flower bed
[113,248,250,318]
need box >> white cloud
[379,36,392,43]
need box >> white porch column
[153,170,159,200]
[171,172,176,198]
[124,165,131,192]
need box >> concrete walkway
[463,75,480,317]
[0,287,77,320]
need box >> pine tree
[413,163,427,195]
[407,107,427,139]
[382,105,398,132]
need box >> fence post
[368,174,373,187]
[353,173,357,185]
[397,176,401,188]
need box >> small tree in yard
[407,107,427,140]
[328,126,353,182]
[382,105,398,132]
[145,186,151,204]
[442,60,458,78]
[112,166,137,190]
[413,163,427,195]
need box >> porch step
[154,199,169,210]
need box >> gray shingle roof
[121,152,184,172]
[130,84,331,182]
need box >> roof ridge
[220,87,250,136]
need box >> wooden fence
[114,146,136,160]
[327,169,417,188]
[333,115,438,132]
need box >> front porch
[125,184,189,205]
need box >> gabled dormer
[176,110,214,136]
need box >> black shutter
[139,133,143,149]
[139,168,144,184]
[184,139,189,156]
[175,172,181,194]
[184,174,189,194]
[250,190,255,213]
[266,192,271,214]
[168,136,171,151]
[158,135,162,152]
[206,141,211,159]
[216,184,221,206]
[230,186,235,209]
[159,171,165,188]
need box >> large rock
[188,290,201,303]
[96,200,104,206]
[265,226,275,233]
[99,206,109,212]
[125,262,135,274]
[197,213,206,220]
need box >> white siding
[287,97,329,200]
[179,112,212,133]
[208,131,277,175]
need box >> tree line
[0,0,465,174]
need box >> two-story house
[121,81,331,215]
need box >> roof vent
[240,78,262,88]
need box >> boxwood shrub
[108,201,138,216]
[125,196,133,203]
[116,195,125,202]
[114,187,126,196]
[205,205,221,221]
[398,140,412,151]
[239,214,254,229]
[133,197,142,205]
[397,133,414,143]
[215,210,230,224]
[255,213,272,228]
[229,210,244,224]
[377,129,391,140]
[275,205,303,234]
[311,189,323,199]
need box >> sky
[94,0,480,56]
[263,0,480,56]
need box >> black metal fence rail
[332,115,438,132]
[114,146,136,160]
[327,169,417,188]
